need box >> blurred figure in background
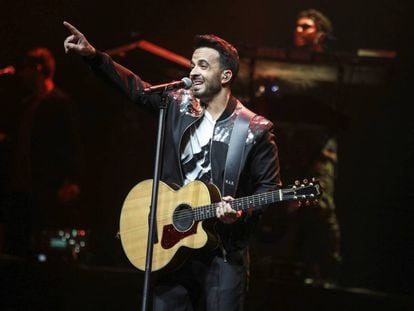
[252,8,342,287]
[292,8,341,285]
[294,8,335,53]
[1,47,81,257]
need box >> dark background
[1,0,413,309]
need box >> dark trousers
[152,251,247,311]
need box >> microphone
[0,65,15,76]
[143,77,192,94]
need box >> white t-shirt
[181,111,215,184]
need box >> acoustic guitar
[119,179,320,272]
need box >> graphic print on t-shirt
[181,111,215,184]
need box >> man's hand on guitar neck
[216,196,243,224]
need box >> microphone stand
[141,91,169,311]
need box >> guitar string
[160,188,318,222]
[124,186,313,223]
[126,186,316,223]
[121,187,317,234]
[121,192,316,235]
[164,188,317,223]
[153,191,286,222]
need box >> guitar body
[119,179,221,272]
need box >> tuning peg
[303,178,308,184]
[311,177,320,184]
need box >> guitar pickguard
[161,223,198,249]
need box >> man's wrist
[83,49,102,66]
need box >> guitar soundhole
[172,204,194,232]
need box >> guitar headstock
[283,178,322,206]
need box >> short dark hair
[194,34,239,84]
[298,9,333,34]
[23,47,56,79]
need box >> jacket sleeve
[84,51,160,111]
[248,118,282,196]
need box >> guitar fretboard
[193,189,284,221]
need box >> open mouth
[192,78,204,86]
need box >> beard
[192,74,222,101]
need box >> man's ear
[221,69,232,84]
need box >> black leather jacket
[86,51,281,257]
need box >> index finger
[63,21,82,35]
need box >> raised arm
[63,21,156,108]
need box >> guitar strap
[223,106,256,197]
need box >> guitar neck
[193,188,289,222]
